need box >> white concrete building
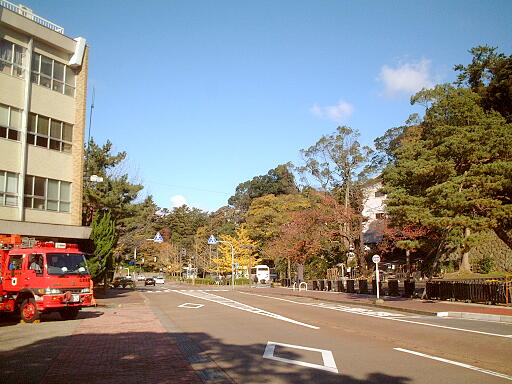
[0,2,90,241]
[361,178,387,244]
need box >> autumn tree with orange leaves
[267,192,365,279]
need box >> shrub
[476,255,494,274]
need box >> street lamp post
[208,235,235,290]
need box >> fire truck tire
[59,308,79,320]
[20,298,40,323]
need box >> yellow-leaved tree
[212,224,259,276]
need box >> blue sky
[21,0,512,212]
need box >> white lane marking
[263,341,338,374]
[389,318,512,339]
[178,303,204,309]
[241,292,512,339]
[172,290,319,329]
[142,289,172,293]
[394,348,512,381]
[240,292,406,318]
[176,289,230,292]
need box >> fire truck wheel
[20,298,40,323]
[59,308,79,320]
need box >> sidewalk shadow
[0,309,103,325]
[0,313,19,327]
[93,287,137,299]
[0,330,412,384]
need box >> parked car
[154,276,165,284]
[137,275,146,281]
[113,276,135,288]
[145,277,156,286]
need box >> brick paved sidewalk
[41,293,202,384]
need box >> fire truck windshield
[46,253,90,275]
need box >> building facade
[361,178,387,244]
[0,2,90,241]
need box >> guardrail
[0,0,65,34]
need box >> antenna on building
[85,87,95,174]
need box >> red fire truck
[0,235,93,323]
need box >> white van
[250,265,270,284]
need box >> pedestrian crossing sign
[153,232,164,243]
[208,235,217,245]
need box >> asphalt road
[141,283,512,384]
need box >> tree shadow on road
[0,330,412,384]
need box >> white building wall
[362,180,387,243]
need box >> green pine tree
[381,84,512,271]
[88,211,117,285]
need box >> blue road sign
[208,235,217,245]
[153,232,164,243]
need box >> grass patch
[442,271,512,280]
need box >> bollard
[388,280,399,296]
[371,279,382,296]
[404,280,415,297]
[358,279,368,294]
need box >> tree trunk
[103,271,108,294]
[428,244,443,280]
[494,226,512,251]
[297,264,304,282]
[406,249,411,277]
[459,228,471,272]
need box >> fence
[425,279,511,304]
[309,279,415,297]
[0,0,65,33]
[284,276,511,305]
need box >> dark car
[144,277,156,286]
[113,276,134,288]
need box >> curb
[177,283,512,324]
[276,290,512,323]
[437,311,512,324]
[238,287,438,317]
[140,291,236,384]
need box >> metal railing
[0,1,64,34]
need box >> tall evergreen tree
[83,138,143,225]
[382,84,512,271]
[228,163,299,213]
[88,211,117,285]
[454,45,512,122]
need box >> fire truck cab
[0,236,93,323]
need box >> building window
[24,175,71,213]
[31,53,75,97]
[27,112,73,153]
[0,103,22,141]
[0,39,25,78]
[0,170,19,207]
